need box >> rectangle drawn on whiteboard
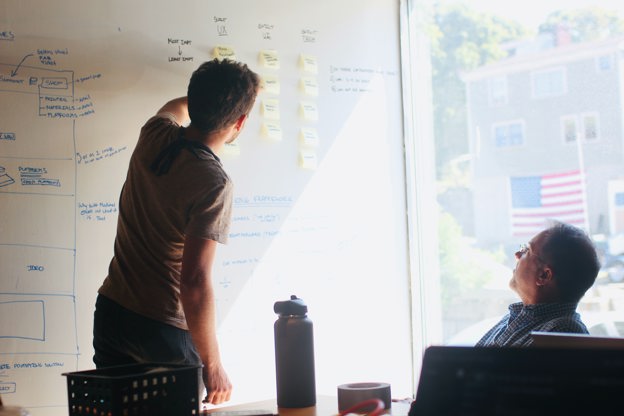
[0,300,45,341]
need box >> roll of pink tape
[337,382,391,412]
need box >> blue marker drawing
[10,54,34,77]
[0,300,45,341]
[0,166,15,187]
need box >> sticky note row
[260,76,317,96]
[212,46,317,72]
[259,100,318,122]
[214,46,317,73]
[259,51,319,73]
[259,124,319,146]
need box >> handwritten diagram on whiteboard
[0,46,87,408]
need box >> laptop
[531,331,624,349]
[410,345,624,415]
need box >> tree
[539,7,624,43]
[430,3,527,179]
[438,211,505,310]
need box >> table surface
[202,395,412,416]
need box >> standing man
[93,59,260,405]
[476,221,600,347]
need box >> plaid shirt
[475,302,588,347]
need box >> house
[463,33,624,247]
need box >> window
[562,113,600,143]
[488,76,507,106]
[561,115,578,143]
[405,0,624,351]
[596,54,613,72]
[582,113,599,141]
[532,67,566,98]
[493,121,524,147]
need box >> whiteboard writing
[167,38,194,63]
[301,28,318,43]
[75,145,127,165]
[213,16,229,37]
[0,31,15,41]
[78,201,118,221]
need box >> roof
[462,35,624,82]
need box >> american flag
[510,170,587,237]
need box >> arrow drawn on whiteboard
[178,45,182,56]
[11,53,34,77]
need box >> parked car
[593,234,624,283]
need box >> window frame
[581,112,600,142]
[531,66,567,99]
[595,54,614,73]
[561,114,579,144]
[488,76,508,107]
[492,119,526,148]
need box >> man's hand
[203,363,232,405]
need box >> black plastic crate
[63,363,202,416]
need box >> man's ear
[234,114,247,131]
[536,266,553,287]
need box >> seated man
[476,221,600,347]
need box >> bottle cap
[274,295,308,316]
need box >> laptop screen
[411,346,624,415]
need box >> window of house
[488,76,507,106]
[596,54,613,72]
[493,121,524,147]
[561,113,600,143]
[561,115,579,143]
[531,67,566,98]
[581,113,600,141]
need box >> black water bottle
[274,295,316,408]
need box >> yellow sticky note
[299,149,318,170]
[262,75,280,95]
[299,54,318,74]
[261,121,282,141]
[259,50,280,69]
[300,77,318,96]
[213,45,236,60]
[222,141,241,156]
[261,99,280,120]
[299,128,319,147]
[299,102,318,121]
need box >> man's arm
[157,96,190,125]
[180,234,232,405]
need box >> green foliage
[438,211,506,307]
[430,3,527,178]
[539,7,624,42]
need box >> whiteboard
[0,1,411,414]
